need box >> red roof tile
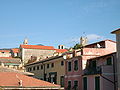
[0,50,10,52]
[0,57,13,59]
[20,45,55,50]
[11,48,19,53]
[55,49,67,53]
[0,72,60,88]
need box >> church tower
[23,38,28,45]
[80,36,88,46]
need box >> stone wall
[21,48,56,64]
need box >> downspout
[112,54,117,90]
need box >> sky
[0,0,120,49]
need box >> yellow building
[25,55,65,87]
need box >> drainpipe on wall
[112,54,117,90]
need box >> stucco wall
[65,56,82,89]
[116,33,120,89]
[25,57,65,86]
[0,52,11,57]
[21,48,56,63]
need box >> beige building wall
[26,63,44,79]
[21,48,56,64]
[0,52,11,57]
[44,57,65,85]
[25,56,65,86]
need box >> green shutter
[68,81,71,90]
[107,57,112,65]
[68,62,72,71]
[60,76,64,87]
[74,60,78,71]
[95,76,100,90]
[83,77,87,90]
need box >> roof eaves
[87,52,116,61]
[111,28,120,34]
[85,39,116,47]
[25,55,63,67]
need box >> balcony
[83,66,102,75]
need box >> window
[29,68,32,71]
[51,63,54,68]
[74,60,78,71]
[106,57,112,65]
[37,66,39,70]
[95,76,100,90]
[33,66,36,71]
[74,80,78,90]
[68,62,72,72]
[83,77,87,90]
[68,81,71,90]
[17,53,19,56]
[41,65,43,69]
[47,64,49,68]
[89,60,96,68]
[28,67,32,71]
[92,60,96,68]
[60,76,64,87]
[27,68,29,72]
[61,61,64,66]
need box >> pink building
[83,52,117,90]
[64,40,116,90]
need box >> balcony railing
[83,66,102,75]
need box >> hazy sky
[0,0,120,48]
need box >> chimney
[58,45,64,49]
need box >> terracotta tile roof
[0,66,34,76]
[0,50,11,52]
[0,72,60,88]
[20,45,55,50]
[55,49,67,53]
[0,57,21,64]
[11,48,19,53]
[0,57,13,59]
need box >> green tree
[73,43,82,49]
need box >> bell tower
[23,38,28,45]
[80,36,88,46]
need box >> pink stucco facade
[64,40,116,90]
[83,53,117,90]
[64,56,82,89]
